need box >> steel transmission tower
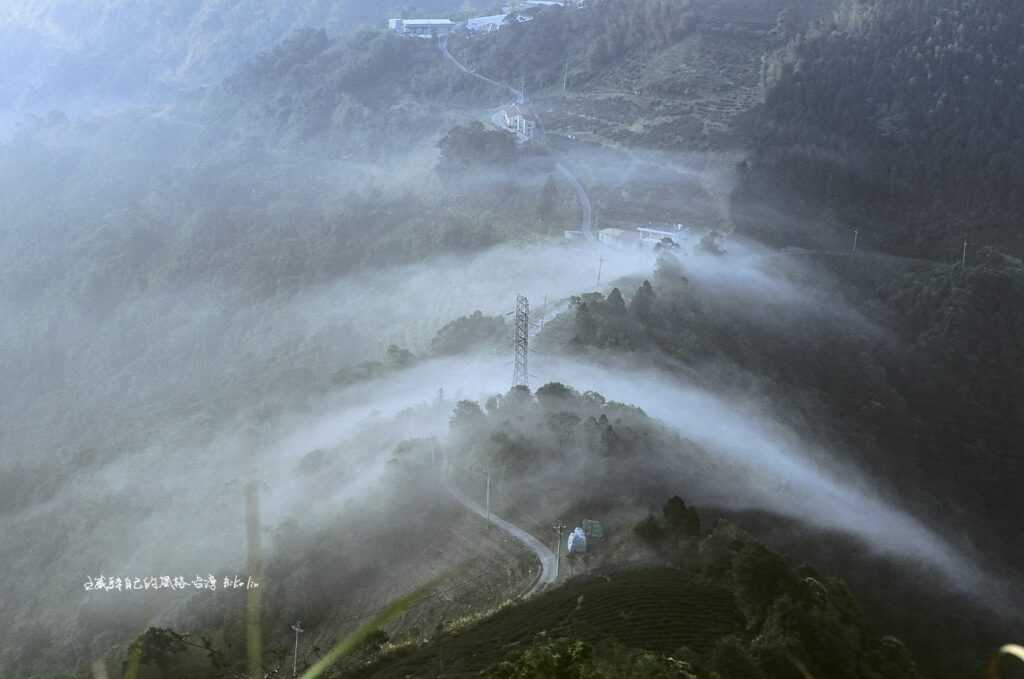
[513,295,529,388]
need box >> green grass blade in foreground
[989,644,1024,679]
[298,575,447,679]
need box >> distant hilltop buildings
[520,0,588,7]
[388,0,588,39]
[596,225,691,249]
[387,18,455,38]
[466,13,532,34]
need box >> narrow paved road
[447,482,557,598]
[556,161,594,240]
[439,36,524,104]
[439,35,594,241]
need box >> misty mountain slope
[114,379,928,679]
[0,20,562,318]
[0,242,657,678]
[749,0,1024,258]
[525,254,1024,677]
[4,1,1024,678]
[3,238,1018,679]
[206,28,502,151]
[552,248,1024,564]
[423,337,1020,679]
[0,0,483,112]
[350,544,919,679]
[1,360,550,678]
[111,454,540,679]
[0,58,579,482]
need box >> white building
[520,0,588,7]
[466,14,507,33]
[502,104,538,140]
[568,527,587,554]
[388,18,456,38]
[637,225,688,248]
[466,12,534,33]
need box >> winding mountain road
[439,36,524,104]
[447,482,557,598]
[556,161,593,240]
[439,35,594,242]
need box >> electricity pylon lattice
[513,295,529,388]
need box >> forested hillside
[452,0,700,93]
[752,0,1024,257]
[560,250,1024,569]
[546,251,1024,678]
[211,27,499,150]
[0,0,487,111]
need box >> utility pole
[540,294,548,332]
[562,58,569,91]
[595,256,605,288]
[290,622,304,678]
[553,522,567,580]
[851,229,859,255]
[513,295,529,388]
[245,483,263,679]
[961,239,968,269]
[485,470,491,522]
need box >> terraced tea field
[356,568,745,678]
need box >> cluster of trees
[447,381,697,506]
[755,0,1024,255]
[437,122,519,175]
[431,310,507,356]
[435,126,571,233]
[633,495,701,545]
[332,344,417,387]
[333,311,507,387]
[571,282,656,351]
[484,636,701,679]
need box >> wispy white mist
[254,349,1005,610]
[0,235,1007,672]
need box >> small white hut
[567,527,587,554]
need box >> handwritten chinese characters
[83,574,259,592]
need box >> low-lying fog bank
[2,236,1016,676]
